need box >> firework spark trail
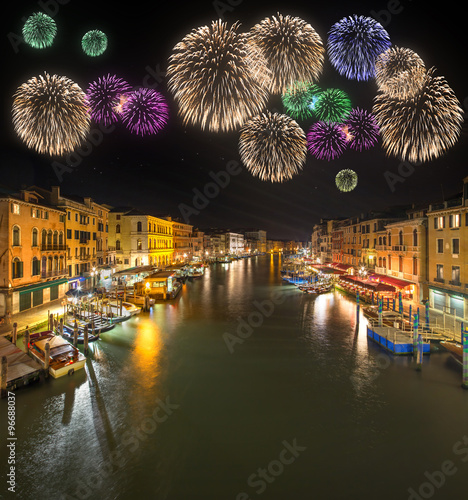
[373,68,463,162]
[22,12,57,49]
[307,121,348,161]
[249,13,324,94]
[239,112,307,182]
[327,15,391,81]
[12,73,90,156]
[375,46,426,99]
[344,107,380,151]
[120,88,169,136]
[167,20,271,132]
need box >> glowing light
[239,112,307,182]
[82,30,107,57]
[22,12,57,49]
[282,82,322,120]
[307,121,348,161]
[249,13,325,94]
[344,107,380,151]
[335,169,358,192]
[314,88,352,122]
[12,72,90,156]
[327,15,391,81]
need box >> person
[6,310,11,325]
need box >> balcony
[391,245,407,252]
[448,280,462,287]
[41,244,67,252]
[434,277,445,284]
[41,269,68,279]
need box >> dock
[0,336,43,395]
[367,324,431,355]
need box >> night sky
[2,0,467,240]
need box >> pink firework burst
[344,107,380,151]
[307,121,348,161]
[121,88,169,136]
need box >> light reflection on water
[1,255,468,500]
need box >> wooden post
[416,333,423,371]
[59,318,64,336]
[119,297,123,317]
[73,320,78,347]
[44,342,50,371]
[12,323,17,345]
[83,324,89,356]
[378,298,383,327]
[413,311,419,357]
[356,291,360,325]
[24,328,30,354]
[1,356,7,398]
[47,309,50,330]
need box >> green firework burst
[22,12,57,49]
[281,82,322,120]
[315,88,352,122]
[335,169,358,192]
[81,30,108,56]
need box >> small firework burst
[327,15,391,81]
[12,72,90,156]
[307,121,348,161]
[22,12,57,49]
[373,67,463,162]
[344,108,380,151]
[167,20,271,132]
[314,88,352,122]
[120,88,169,136]
[375,46,426,99]
[282,81,322,120]
[335,169,358,192]
[82,30,108,56]
[239,112,307,182]
[86,74,132,125]
[249,13,325,94]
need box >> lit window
[11,203,20,214]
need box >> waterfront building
[191,230,205,260]
[170,218,193,262]
[108,208,174,269]
[32,186,110,290]
[0,187,68,316]
[426,177,468,322]
[224,232,244,255]
[239,229,267,253]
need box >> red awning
[369,273,413,289]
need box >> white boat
[28,331,86,378]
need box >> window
[436,264,444,281]
[75,230,79,239]
[449,214,461,228]
[437,239,444,253]
[399,230,403,246]
[388,255,391,270]
[399,256,403,272]
[452,238,460,255]
[32,228,38,247]
[137,221,142,232]
[413,229,418,246]
[451,266,461,285]
[12,226,20,246]
[116,224,120,233]
[413,257,418,276]
[435,216,445,229]
[12,258,23,279]
[67,211,71,220]
[116,240,121,250]
[11,203,20,214]
[32,257,40,276]
[137,239,142,250]
[67,229,72,239]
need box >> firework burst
[239,112,307,182]
[375,46,426,99]
[314,88,352,122]
[282,81,322,120]
[335,169,358,192]
[344,107,380,151]
[372,68,463,162]
[82,30,108,56]
[167,20,271,132]
[307,121,348,161]
[249,13,324,94]
[86,74,132,125]
[120,88,169,136]
[22,12,57,49]
[12,73,90,156]
[327,15,391,81]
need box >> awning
[369,273,413,289]
[340,275,395,292]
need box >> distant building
[169,218,193,262]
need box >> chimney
[51,186,60,204]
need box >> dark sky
[2,0,467,240]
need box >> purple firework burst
[307,121,348,161]
[86,74,132,125]
[121,88,169,136]
[344,107,380,151]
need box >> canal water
[1,255,468,500]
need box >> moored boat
[441,341,463,366]
[28,331,86,378]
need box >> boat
[441,341,463,366]
[28,331,86,378]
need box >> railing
[449,280,462,287]
[41,244,67,251]
[41,269,68,278]
[391,245,406,252]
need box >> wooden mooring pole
[1,356,7,398]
